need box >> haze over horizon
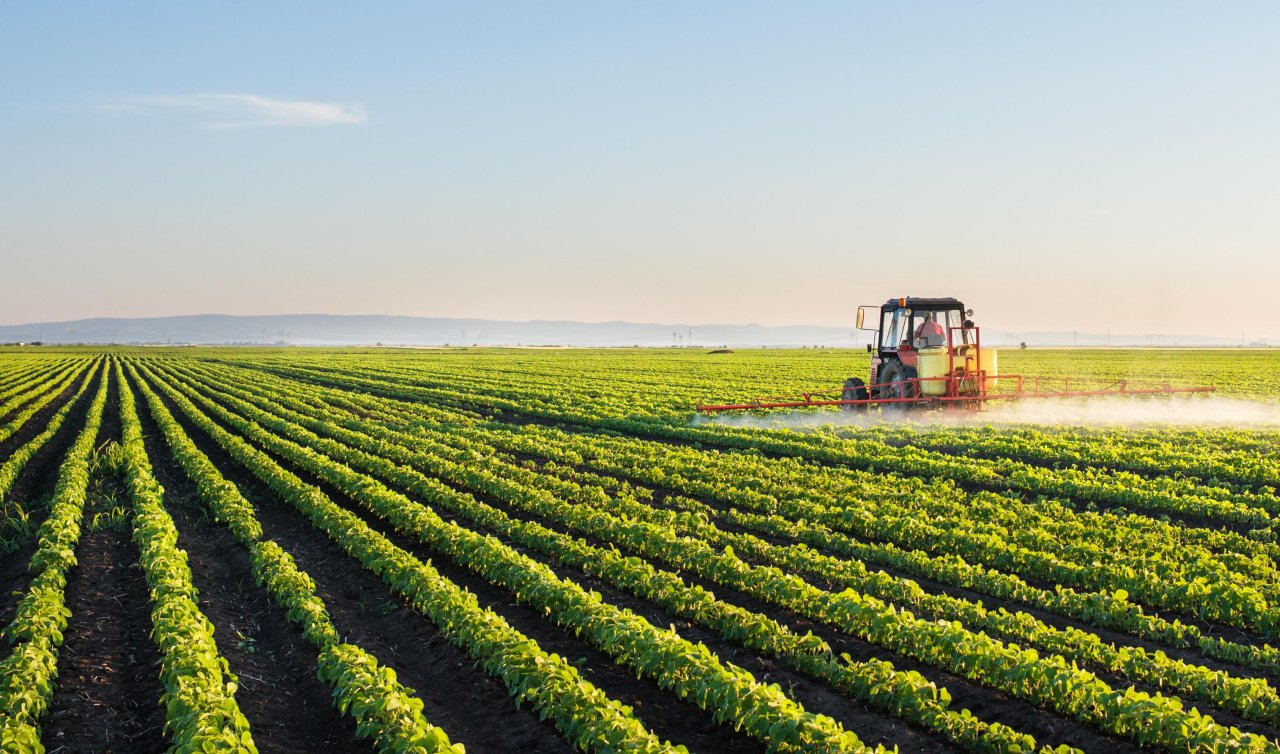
[3,3,1278,340]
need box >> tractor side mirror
[855,308,865,329]
[865,343,873,353]
[965,308,974,317]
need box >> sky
[2,2,1278,339]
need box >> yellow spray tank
[916,347,951,396]
[918,345,998,396]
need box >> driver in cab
[914,313,946,348]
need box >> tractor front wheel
[841,377,869,411]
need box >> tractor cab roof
[882,297,965,312]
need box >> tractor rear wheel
[841,377,868,411]
[879,361,918,413]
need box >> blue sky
[3,2,1278,339]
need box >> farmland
[1,347,1279,753]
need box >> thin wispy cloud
[100,93,367,128]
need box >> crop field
[2,347,1280,754]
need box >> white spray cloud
[100,93,367,128]
[694,396,1280,431]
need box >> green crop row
[0,360,108,753]
[125,362,465,754]
[115,361,259,753]
[243,358,1280,578]
[135,362,689,754]
[0,361,93,448]
[196,357,1280,671]
[162,358,1066,754]
[157,358,1276,754]
[0,361,100,509]
[144,362,883,754]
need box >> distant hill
[0,314,1262,348]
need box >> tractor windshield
[882,306,972,350]
[911,309,967,349]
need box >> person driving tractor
[914,312,946,347]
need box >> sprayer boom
[696,375,1216,413]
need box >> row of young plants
[848,424,1280,496]
[201,359,1280,662]
[509,427,1280,658]
[134,363,692,754]
[422,421,1280,736]
[0,361,108,753]
[437,414,1280,675]
[296,357,1280,530]
[671,421,1280,525]
[710,499,1280,674]
[438,397,1280,636]
[114,361,260,753]
[143,362,886,754]
[123,362,466,754]
[0,361,101,504]
[0,359,79,416]
[204,357,1280,662]
[171,359,1280,730]
[0,361,94,448]
[0,360,46,391]
[225,353,1274,512]
[160,360,1278,754]
[244,358,1280,576]
[0,365,57,415]
[582,427,1280,636]
[161,360,1066,754]
[626,491,1280,728]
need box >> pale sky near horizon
[2,3,1278,339]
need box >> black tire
[840,377,869,412]
[878,360,918,413]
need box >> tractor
[696,295,1214,414]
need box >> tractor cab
[872,298,971,350]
